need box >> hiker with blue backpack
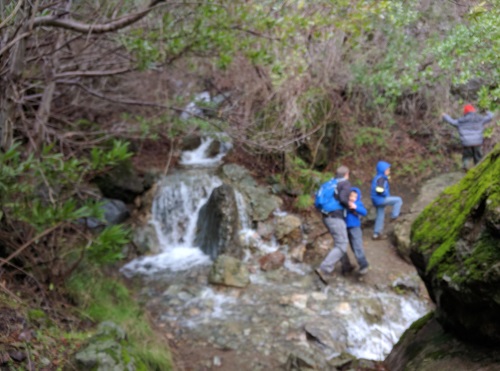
[314,165,354,284]
[371,161,403,240]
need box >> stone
[259,251,285,271]
[208,255,250,288]
[393,172,464,261]
[409,144,500,343]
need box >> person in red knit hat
[442,104,494,170]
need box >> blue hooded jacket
[345,187,367,229]
[371,161,391,206]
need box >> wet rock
[208,255,250,288]
[284,351,318,370]
[304,320,348,353]
[181,134,202,151]
[275,214,302,244]
[238,230,262,251]
[327,352,356,369]
[392,273,421,296]
[259,251,285,271]
[394,172,463,261]
[132,223,160,255]
[195,184,241,259]
[386,314,500,371]
[74,321,135,371]
[289,244,306,262]
[94,161,144,204]
[221,164,283,222]
[257,221,275,240]
[279,294,308,309]
[360,297,384,324]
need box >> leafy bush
[0,140,133,281]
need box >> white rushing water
[121,135,431,362]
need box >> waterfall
[121,137,232,275]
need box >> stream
[121,138,432,369]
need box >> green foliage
[0,141,134,277]
[86,225,130,265]
[90,140,133,170]
[353,127,389,149]
[67,270,172,370]
[294,194,314,210]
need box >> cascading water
[121,136,431,366]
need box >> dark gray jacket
[443,111,494,146]
[327,177,352,219]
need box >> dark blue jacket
[345,187,367,229]
[371,161,391,206]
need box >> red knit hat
[463,104,476,114]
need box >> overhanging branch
[33,1,167,34]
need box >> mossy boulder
[385,312,500,371]
[75,321,136,371]
[409,143,500,344]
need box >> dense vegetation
[0,0,498,368]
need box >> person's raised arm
[482,111,494,125]
[442,113,459,126]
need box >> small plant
[0,140,134,282]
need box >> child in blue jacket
[370,161,403,240]
[343,187,370,274]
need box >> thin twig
[0,0,23,30]
[0,222,63,269]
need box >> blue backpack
[314,178,343,213]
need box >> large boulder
[194,184,241,259]
[94,161,144,204]
[385,313,500,371]
[75,321,136,371]
[409,143,500,344]
[221,164,283,222]
[393,172,464,262]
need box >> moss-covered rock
[385,314,500,371]
[409,143,500,343]
[75,321,136,371]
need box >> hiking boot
[342,265,355,275]
[314,268,330,285]
[372,234,388,240]
[359,265,370,275]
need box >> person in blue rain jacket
[370,161,403,240]
[342,187,370,275]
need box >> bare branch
[0,222,64,269]
[0,0,23,30]
[33,2,167,34]
[61,80,185,113]
[0,31,31,58]
[55,67,131,78]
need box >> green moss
[461,231,500,283]
[27,308,46,321]
[67,269,172,371]
[394,311,434,349]
[411,143,500,276]
[408,311,435,333]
